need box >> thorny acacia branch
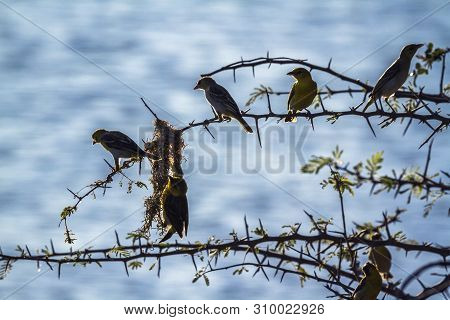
[60,159,148,244]
[185,48,449,147]
[61,48,449,234]
[1,214,448,299]
[302,142,449,216]
[3,47,446,300]
[201,54,449,103]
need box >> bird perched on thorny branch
[368,232,393,280]
[194,77,253,133]
[285,67,317,122]
[352,262,382,300]
[362,43,423,112]
[92,129,153,173]
[160,175,189,242]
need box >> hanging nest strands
[141,119,185,235]
[172,129,185,177]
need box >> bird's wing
[163,193,188,238]
[312,81,318,95]
[377,246,392,260]
[352,277,367,299]
[159,228,175,243]
[309,81,318,103]
[372,59,401,97]
[103,131,144,156]
[208,84,242,116]
[182,195,189,236]
[287,84,296,111]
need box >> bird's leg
[354,100,365,111]
[373,99,380,111]
[160,227,175,243]
[114,158,120,172]
[285,110,296,122]
[384,98,396,113]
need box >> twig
[140,97,159,119]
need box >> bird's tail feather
[236,116,253,133]
[160,228,175,243]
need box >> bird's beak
[92,140,96,145]
[193,84,200,90]
[416,43,424,49]
[287,71,294,76]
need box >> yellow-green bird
[285,68,317,122]
[369,233,392,280]
[352,262,382,300]
[92,129,148,172]
[160,175,189,243]
[362,43,423,112]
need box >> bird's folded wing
[209,84,242,116]
[287,84,296,110]
[372,60,401,95]
[103,131,142,154]
[164,193,188,237]
[353,276,367,298]
[182,195,189,236]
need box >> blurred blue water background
[0,0,449,299]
